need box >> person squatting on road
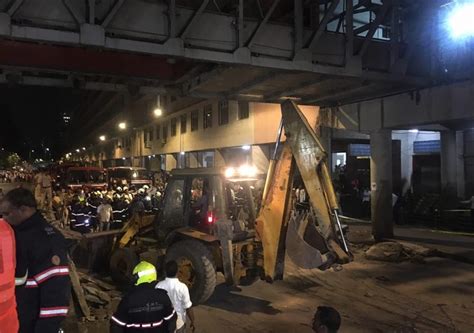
[111,261,177,333]
[0,188,71,333]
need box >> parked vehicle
[107,167,152,188]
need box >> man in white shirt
[156,261,195,333]
[97,199,113,231]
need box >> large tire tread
[165,240,216,304]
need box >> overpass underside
[0,0,435,107]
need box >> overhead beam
[238,0,244,47]
[227,71,282,97]
[168,0,177,38]
[390,0,400,68]
[294,0,304,50]
[0,74,166,94]
[62,0,84,26]
[358,0,392,56]
[304,83,377,105]
[264,76,332,100]
[88,0,95,24]
[246,0,281,48]
[6,0,24,16]
[345,0,354,57]
[102,0,125,28]
[305,0,340,49]
[180,0,210,39]
[181,65,229,94]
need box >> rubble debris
[365,241,437,263]
[68,257,92,320]
[365,242,405,262]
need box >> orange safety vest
[0,219,19,333]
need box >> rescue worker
[0,218,19,333]
[112,193,129,229]
[130,189,146,216]
[0,188,70,333]
[70,197,94,233]
[111,261,177,332]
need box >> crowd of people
[31,168,168,234]
[0,169,33,183]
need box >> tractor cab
[154,166,261,243]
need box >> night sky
[0,86,84,160]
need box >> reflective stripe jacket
[111,282,177,333]
[14,212,71,333]
[0,219,19,333]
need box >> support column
[370,129,393,241]
[456,131,465,198]
[440,130,457,198]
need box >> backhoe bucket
[285,212,335,270]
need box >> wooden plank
[68,256,92,319]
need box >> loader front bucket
[285,212,335,270]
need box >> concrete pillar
[440,130,457,198]
[370,129,393,241]
[456,131,465,198]
[214,149,226,167]
[251,145,269,174]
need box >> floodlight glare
[447,3,474,39]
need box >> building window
[156,124,161,140]
[191,110,199,131]
[238,101,249,119]
[218,100,229,125]
[171,118,177,136]
[163,122,168,139]
[149,127,154,141]
[203,104,213,129]
[180,114,187,134]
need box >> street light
[75,149,80,153]
[118,122,127,130]
[447,2,474,39]
[99,135,106,141]
[153,108,163,117]
[82,147,86,151]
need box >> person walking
[111,261,177,332]
[156,261,195,333]
[0,218,19,333]
[0,188,71,333]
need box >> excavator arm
[256,100,352,282]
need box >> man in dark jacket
[111,261,177,332]
[0,188,71,333]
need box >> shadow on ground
[204,283,282,315]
